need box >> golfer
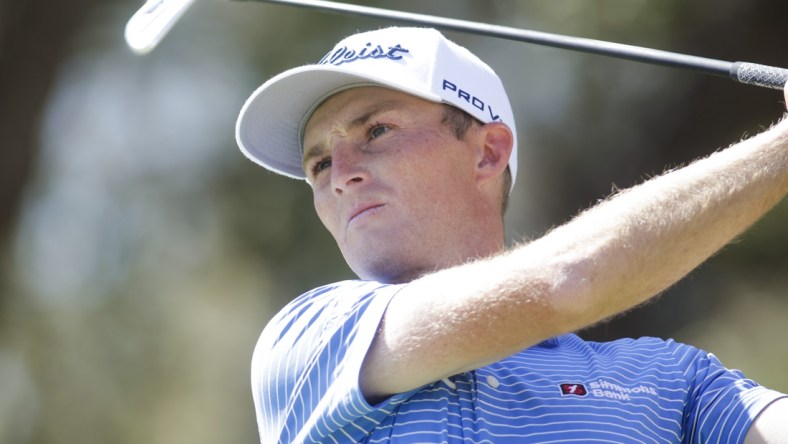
[236,27,788,443]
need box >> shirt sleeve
[251,280,409,444]
[680,345,786,443]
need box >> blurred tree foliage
[0,0,99,263]
[0,1,786,443]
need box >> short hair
[440,105,512,215]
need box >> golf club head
[125,0,196,55]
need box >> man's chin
[348,256,423,285]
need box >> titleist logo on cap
[318,42,410,66]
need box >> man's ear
[475,122,513,184]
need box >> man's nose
[330,142,369,194]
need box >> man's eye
[370,125,390,139]
[312,158,332,175]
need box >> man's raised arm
[361,85,788,402]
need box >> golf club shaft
[240,0,787,90]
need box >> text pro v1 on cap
[236,27,518,192]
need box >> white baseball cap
[236,26,518,192]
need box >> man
[236,27,788,443]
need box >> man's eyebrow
[301,101,399,171]
[347,101,397,131]
[302,143,324,173]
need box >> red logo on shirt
[559,383,588,396]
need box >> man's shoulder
[549,334,705,362]
[282,279,399,314]
[260,279,403,344]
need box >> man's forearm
[361,108,788,401]
[438,113,788,366]
[523,114,788,331]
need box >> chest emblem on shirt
[559,383,588,396]
[559,379,658,401]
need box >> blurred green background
[1,1,786,442]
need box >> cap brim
[236,64,441,180]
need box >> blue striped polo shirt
[251,280,784,443]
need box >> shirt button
[441,377,457,389]
[486,375,500,389]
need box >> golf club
[125,0,788,90]
[125,0,196,54]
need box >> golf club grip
[731,62,788,90]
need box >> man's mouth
[349,203,385,226]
